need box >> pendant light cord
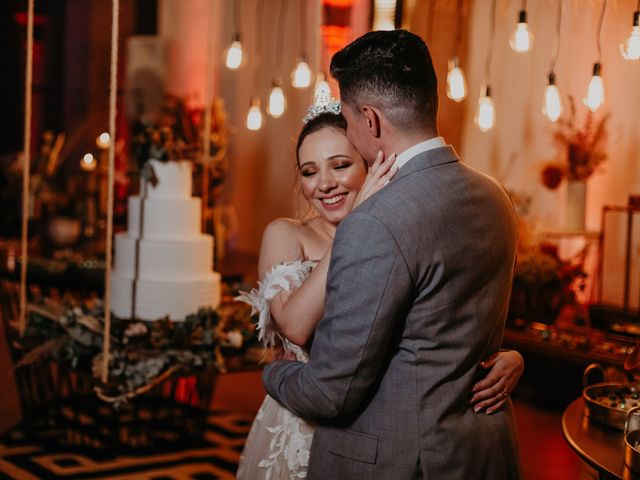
[275,0,289,72]
[233,0,242,35]
[596,0,607,62]
[426,0,436,45]
[253,0,264,92]
[300,0,307,54]
[549,0,563,73]
[453,0,465,56]
[484,0,497,85]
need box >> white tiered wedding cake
[111,160,221,321]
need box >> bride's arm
[258,219,330,347]
[259,153,398,347]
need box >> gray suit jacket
[263,146,521,479]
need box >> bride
[236,99,524,479]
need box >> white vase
[565,179,586,231]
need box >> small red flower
[541,164,565,190]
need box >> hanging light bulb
[584,62,605,112]
[246,97,263,131]
[224,33,245,70]
[268,78,286,118]
[509,10,534,53]
[474,85,495,132]
[544,0,563,122]
[291,54,312,88]
[542,72,563,122]
[620,10,640,61]
[446,56,467,102]
[314,73,331,99]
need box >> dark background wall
[0,0,155,156]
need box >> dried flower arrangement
[14,295,256,407]
[510,243,588,324]
[129,95,229,186]
[541,96,609,190]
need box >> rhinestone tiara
[302,92,341,124]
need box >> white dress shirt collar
[395,136,447,170]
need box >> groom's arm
[263,211,413,420]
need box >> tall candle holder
[95,132,111,234]
[80,152,98,238]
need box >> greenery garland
[14,299,256,407]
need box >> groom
[263,29,521,479]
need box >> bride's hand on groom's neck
[353,150,398,208]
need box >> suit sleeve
[262,211,414,419]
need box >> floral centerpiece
[129,95,229,187]
[541,97,609,190]
[539,97,609,230]
[510,242,587,324]
[14,293,256,407]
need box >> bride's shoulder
[263,217,305,241]
[260,218,304,254]
[264,217,321,238]
[266,217,303,230]
[259,218,307,277]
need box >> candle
[80,153,97,172]
[96,132,111,150]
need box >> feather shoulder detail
[235,259,315,349]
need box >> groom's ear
[361,106,381,139]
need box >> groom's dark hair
[330,29,438,132]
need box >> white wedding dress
[235,259,317,480]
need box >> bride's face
[297,126,367,225]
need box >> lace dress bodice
[235,259,318,480]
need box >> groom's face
[341,102,376,166]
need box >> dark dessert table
[0,238,258,294]
[562,397,640,479]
